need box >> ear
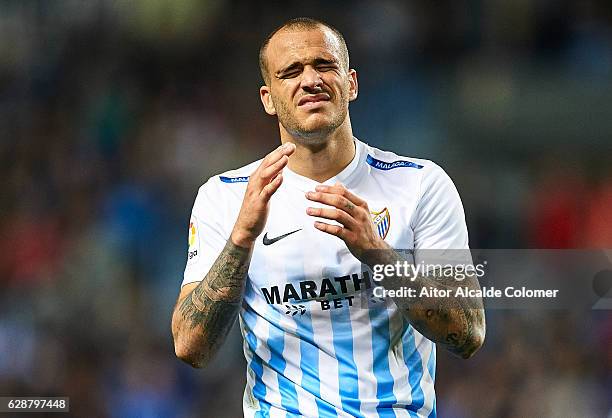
[348,69,358,102]
[260,85,277,115]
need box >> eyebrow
[276,57,339,76]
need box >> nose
[300,66,323,91]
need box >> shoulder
[211,159,261,186]
[196,159,262,195]
[191,159,262,213]
[361,140,449,184]
[358,141,461,212]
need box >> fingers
[305,189,359,216]
[255,142,295,185]
[306,206,357,229]
[260,173,283,200]
[263,142,296,169]
[232,143,295,247]
[313,221,346,239]
[260,155,288,180]
[306,183,371,241]
[315,183,367,207]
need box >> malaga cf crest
[370,208,390,240]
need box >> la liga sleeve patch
[187,215,201,265]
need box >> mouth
[298,93,331,107]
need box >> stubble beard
[272,92,348,146]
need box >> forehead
[266,27,343,69]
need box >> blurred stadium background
[1,1,611,417]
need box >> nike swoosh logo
[262,229,302,246]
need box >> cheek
[274,84,298,104]
[334,80,350,101]
[329,77,349,96]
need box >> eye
[282,71,300,79]
[317,65,337,72]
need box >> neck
[280,118,356,183]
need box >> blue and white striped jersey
[183,139,469,418]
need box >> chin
[302,114,340,132]
[280,112,345,141]
[292,121,336,141]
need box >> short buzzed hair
[259,17,350,84]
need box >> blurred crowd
[1,1,611,417]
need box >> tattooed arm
[369,249,485,359]
[306,183,485,359]
[171,240,251,368]
[172,142,296,368]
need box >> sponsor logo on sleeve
[187,216,200,265]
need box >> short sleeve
[411,163,469,251]
[182,179,229,287]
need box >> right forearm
[172,239,251,367]
[173,143,295,367]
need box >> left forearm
[401,279,485,359]
[302,183,485,358]
[366,248,486,359]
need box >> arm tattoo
[410,271,484,359]
[372,250,486,359]
[173,240,251,366]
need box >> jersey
[182,138,469,418]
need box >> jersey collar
[282,138,367,192]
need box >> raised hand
[231,142,296,248]
[305,182,388,263]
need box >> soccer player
[172,17,485,417]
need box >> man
[172,17,485,418]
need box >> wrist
[361,239,392,268]
[230,229,256,249]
